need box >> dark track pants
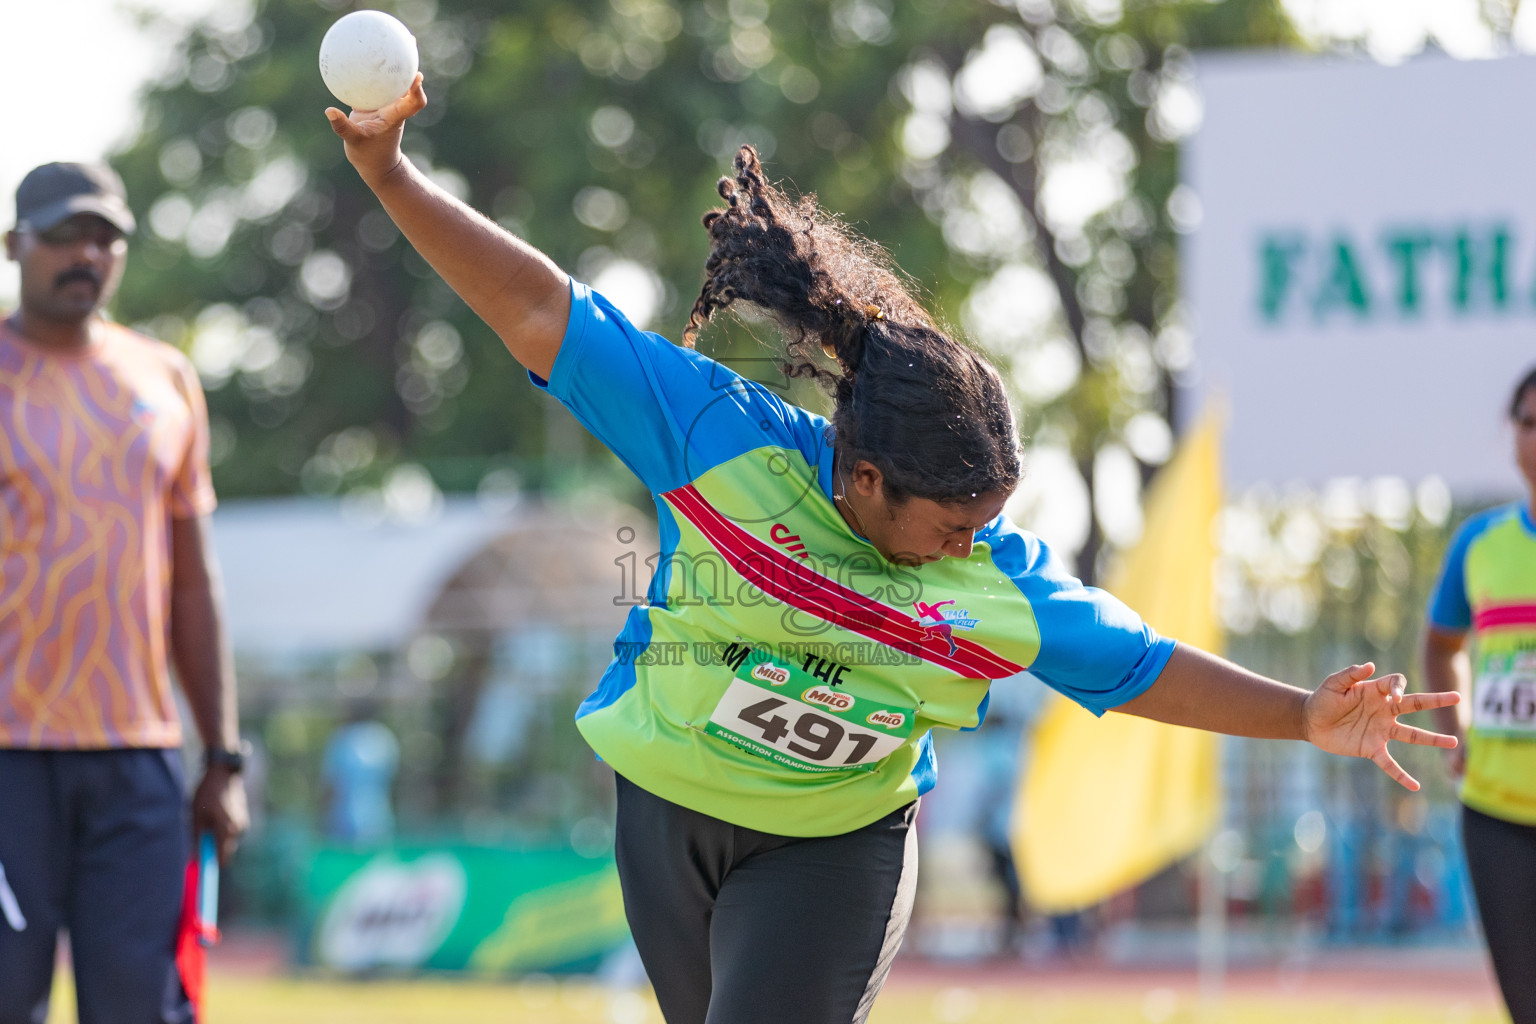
[0,749,192,1024]
[613,774,917,1024]
[1463,804,1536,1024]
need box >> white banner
[1184,53,1536,497]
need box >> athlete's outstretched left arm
[1117,644,1459,791]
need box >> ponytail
[686,146,1022,505]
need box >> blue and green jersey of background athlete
[1430,503,1536,825]
[533,283,1176,837]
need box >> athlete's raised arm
[326,74,568,380]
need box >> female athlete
[328,77,1458,1024]
[1423,367,1536,1024]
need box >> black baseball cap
[14,162,135,235]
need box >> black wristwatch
[203,740,252,773]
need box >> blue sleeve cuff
[527,279,590,396]
[1078,636,1178,716]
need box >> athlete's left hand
[1302,663,1460,790]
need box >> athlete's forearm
[169,516,240,752]
[1116,643,1308,740]
[1420,627,1469,739]
[364,156,570,379]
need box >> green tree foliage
[898,0,1298,579]
[111,0,1297,579]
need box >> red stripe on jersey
[1473,602,1536,631]
[664,484,1024,679]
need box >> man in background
[0,162,248,1024]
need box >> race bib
[1474,652,1536,736]
[703,650,916,773]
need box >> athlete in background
[329,76,1459,1024]
[1423,366,1536,1024]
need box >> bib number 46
[1473,674,1536,734]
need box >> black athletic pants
[1463,804,1536,1024]
[0,749,193,1024]
[613,774,918,1024]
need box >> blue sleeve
[530,281,829,493]
[982,517,1177,716]
[1427,510,1499,631]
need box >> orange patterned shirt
[0,319,216,749]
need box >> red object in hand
[174,854,220,1019]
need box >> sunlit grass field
[47,974,1506,1024]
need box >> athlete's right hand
[325,72,427,187]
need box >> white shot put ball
[319,10,419,111]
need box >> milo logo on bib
[751,662,791,686]
[801,686,854,712]
[702,649,917,773]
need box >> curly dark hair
[684,146,1021,506]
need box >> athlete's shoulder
[976,512,1023,543]
[975,514,1060,580]
[1455,502,1528,551]
[976,513,1043,552]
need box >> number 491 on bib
[703,654,916,773]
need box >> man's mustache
[54,266,102,291]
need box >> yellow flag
[1015,411,1223,913]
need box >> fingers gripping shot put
[326,77,1460,1024]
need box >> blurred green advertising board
[303,845,628,974]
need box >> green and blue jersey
[535,283,1176,836]
[1429,503,1536,825]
